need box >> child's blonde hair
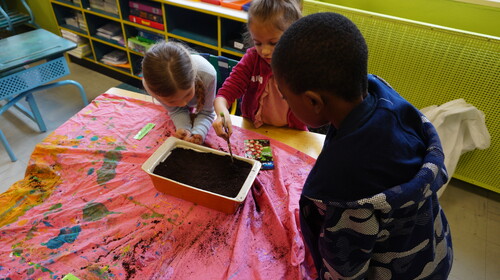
[248,0,302,31]
[142,41,205,113]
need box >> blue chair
[1,29,89,162]
[0,0,39,33]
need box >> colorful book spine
[130,8,163,23]
[129,1,162,16]
[129,15,164,31]
[138,30,164,42]
[128,37,153,54]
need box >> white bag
[420,99,491,198]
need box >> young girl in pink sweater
[213,0,307,140]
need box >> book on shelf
[95,22,124,45]
[102,61,131,69]
[96,31,123,41]
[111,35,125,46]
[102,49,126,60]
[130,8,163,24]
[89,0,104,10]
[61,29,86,44]
[128,37,154,54]
[89,0,118,15]
[68,45,91,58]
[103,0,118,14]
[138,29,164,43]
[129,15,164,30]
[76,12,87,31]
[129,1,162,16]
[101,50,128,67]
[97,22,121,36]
[64,17,78,29]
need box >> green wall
[16,0,500,37]
[319,0,499,37]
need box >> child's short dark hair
[272,12,368,102]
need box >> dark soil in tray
[153,148,254,198]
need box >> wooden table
[106,87,326,159]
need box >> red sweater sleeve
[216,48,257,105]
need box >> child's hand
[185,134,203,145]
[174,128,191,141]
[213,112,232,141]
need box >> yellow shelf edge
[59,26,89,38]
[84,9,121,21]
[91,37,127,51]
[221,49,244,57]
[123,21,166,34]
[167,33,218,50]
[128,49,145,57]
[51,0,80,10]
[95,61,134,76]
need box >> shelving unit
[50,0,247,82]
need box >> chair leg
[0,79,88,162]
[65,80,88,106]
[20,0,39,28]
[29,80,89,106]
[2,90,47,133]
[0,129,17,162]
[0,91,44,162]
[25,92,47,132]
[0,5,14,32]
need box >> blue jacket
[300,75,453,279]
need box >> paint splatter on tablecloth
[0,93,317,279]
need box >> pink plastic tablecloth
[0,93,317,279]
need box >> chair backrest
[199,53,240,114]
[199,53,239,90]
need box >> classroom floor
[0,61,499,280]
